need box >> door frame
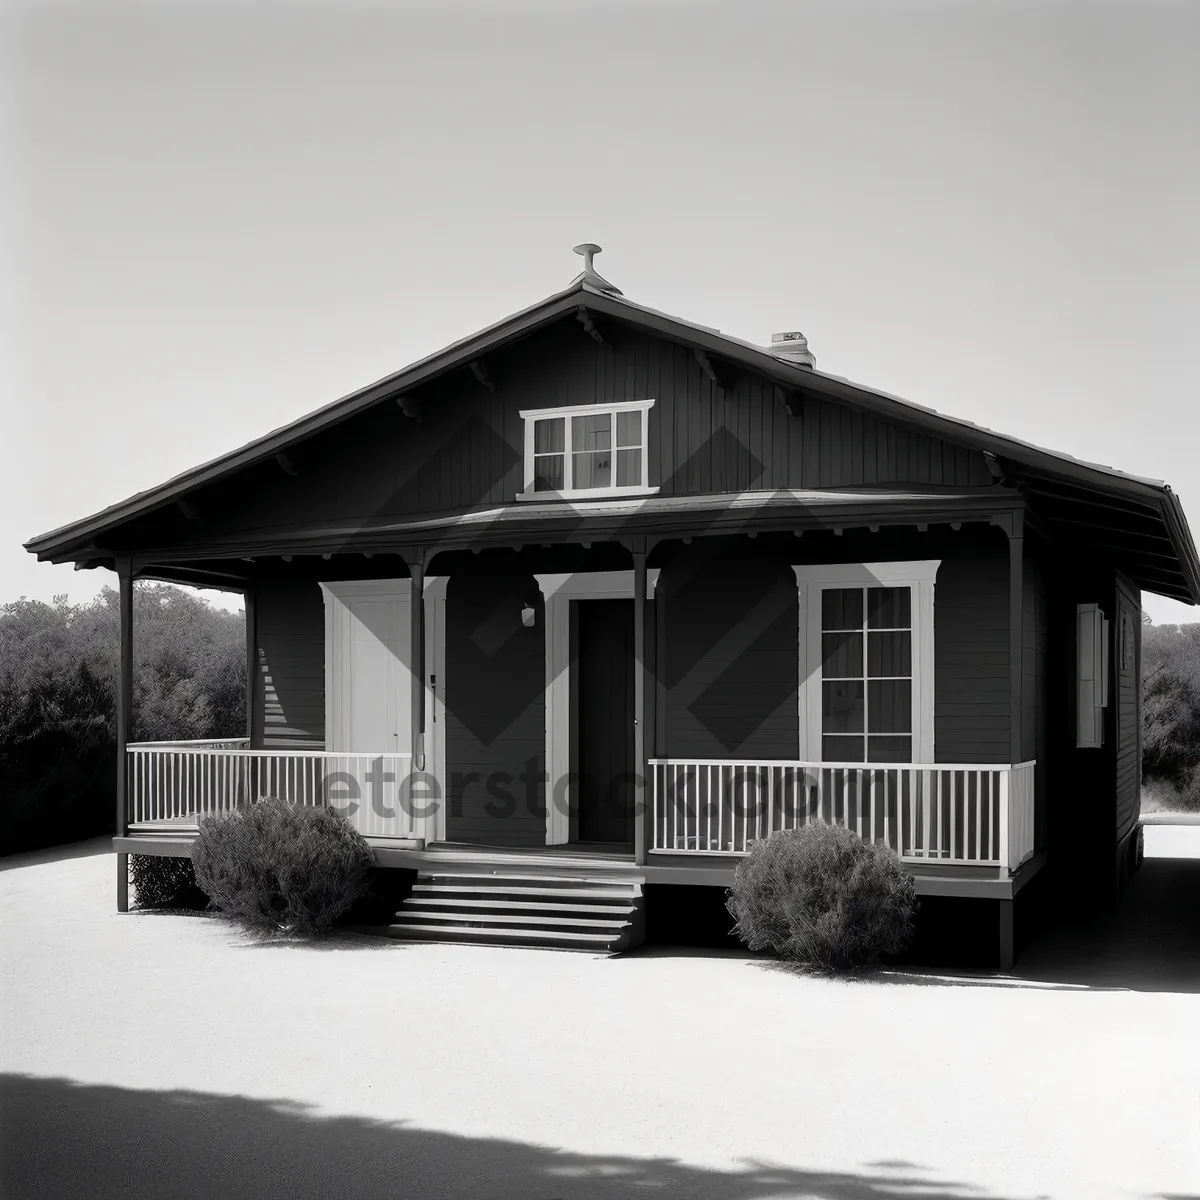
[534,570,659,845]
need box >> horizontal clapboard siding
[1115,577,1141,843]
[934,536,1010,763]
[253,578,325,749]
[659,555,799,760]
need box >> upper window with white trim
[518,399,657,499]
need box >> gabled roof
[24,274,1200,602]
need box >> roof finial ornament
[571,243,622,296]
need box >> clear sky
[5,0,1198,621]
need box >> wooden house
[25,246,1200,965]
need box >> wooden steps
[386,867,645,953]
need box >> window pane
[867,736,911,763]
[868,586,911,629]
[823,735,864,763]
[822,588,863,631]
[572,412,611,452]
[867,630,912,677]
[534,418,564,454]
[822,631,863,678]
[616,447,641,487]
[533,454,564,491]
[572,450,611,489]
[867,680,912,733]
[616,410,642,448]
[822,680,864,732]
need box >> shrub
[726,824,918,969]
[129,853,210,910]
[1142,769,1200,815]
[191,799,374,935]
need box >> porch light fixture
[521,603,536,628]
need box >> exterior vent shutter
[1076,602,1109,748]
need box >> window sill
[514,486,661,503]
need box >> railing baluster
[950,770,958,861]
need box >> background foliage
[1142,621,1200,811]
[2,586,1199,856]
[0,585,245,855]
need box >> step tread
[395,908,632,929]
[386,923,621,945]
[418,872,639,887]
[412,883,638,900]
[404,897,638,915]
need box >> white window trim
[1076,602,1109,749]
[792,560,940,763]
[517,398,659,501]
[533,570,660,845]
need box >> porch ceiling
[92,488,1020,578]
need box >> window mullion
[564,417,572,491]
[862,587,870,760]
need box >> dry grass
[1142,777,1200,814]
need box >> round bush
[191,799,374,936]
[129,853,209,910]
[726,824,918,969]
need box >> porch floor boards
[115,829,1043,898]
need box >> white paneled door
[348,594,410,756]
[320,578,445,841]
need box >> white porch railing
[649,759,1037,872]
[126,743,420,840]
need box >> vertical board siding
[1115,576,1141,843]
[660,555,799,760]
[934,536,1011,763]
[193,320,994,537]
[253,578,325,749]
[444,574,547,847]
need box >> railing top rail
[126,746,414,760]
[648,758,1034,772]
[127,738,251,748]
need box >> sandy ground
[2,829,1199,1200]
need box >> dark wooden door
[576,599,635,844]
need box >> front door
[576,599,635,844]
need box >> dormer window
[518,399,657,500]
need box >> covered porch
[111,488,1046,947]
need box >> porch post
[243,585,256,742]
[998,899,1015,972]
[1007,511,1025,765]
[1002,510,1023,971]
[409,556,426,771]
[632,543,648,865]
[115,557,134,912]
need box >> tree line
[1142,621,1200,810]
[2,584,1199,855]
[0,585,245,855]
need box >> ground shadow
[750,855,1200,995]
[0,1074,1039,1200]
[0,836,112,872]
